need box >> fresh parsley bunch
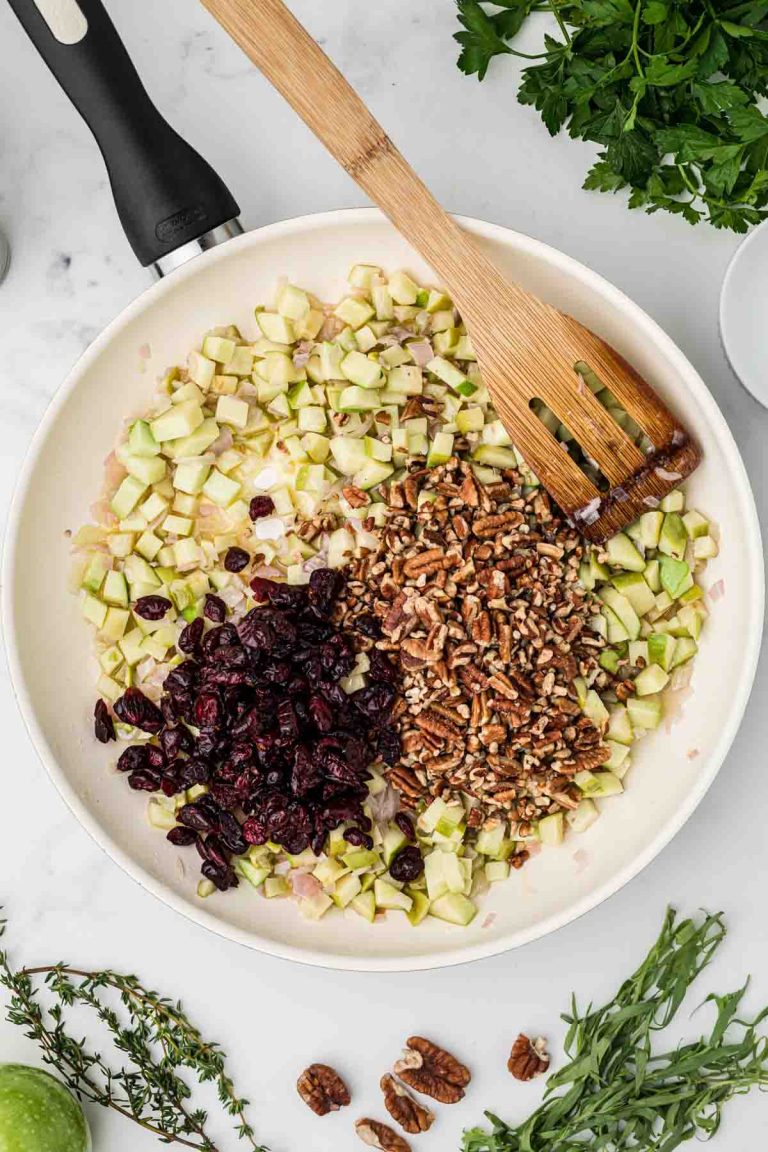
[455,0,768,231]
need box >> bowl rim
[719,214,768,410]
[3,206,764,971]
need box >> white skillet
[2,0,764,970]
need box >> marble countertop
[0,1,766,1149]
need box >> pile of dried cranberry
[99,569,401,892]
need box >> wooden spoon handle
[200,0,517,316]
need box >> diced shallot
[407,338,434,367]
[289,871,323,900]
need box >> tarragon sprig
[464,908,768,1151]
[0,917,267,1151]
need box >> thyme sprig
[464,908,768,1151]
[0,918,267,1151]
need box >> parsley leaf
[454,0,768,230]
[454,0,512,80]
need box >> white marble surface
[0,1,767,1149]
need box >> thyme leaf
[0,917,267,1151]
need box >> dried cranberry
[146,745,166,771]
[133,595,172,620]
[238,609,275,652]
[201,624,239,658]
[308,568,344,617]
[277,700,299,740]
[178,616,204,654]
[249,576,278,603]
[242,816,268,845]
[395,812,415,841]
[224,546,250,573]
[166,826,196,847]
[353,612,381,639]
[198,833,229,871]
[344,827,374,849]
[177,758,211,788]
[218,811,248,855]
[128,769,161,792]
[93,699,115,744]
[204,593,227,623]
[377,726,402,766]
[367,649,398,685]
[164,662,198,697]
[267,583,306,612]
[160,774,182,798]
[351,683,395,723]
[320,634,356,679]
[306,695,333,732]
[177,802,216,833]
[249,495,275,521]
[194,692,222,729]
[116,745,148,773]
[114,688,164,734]
[159,726,192,761]
[291,745,321,797]
[389,845,424,883]
[209,781,240,810]
[200,860,238,891]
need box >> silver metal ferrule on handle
[151,218,244,278]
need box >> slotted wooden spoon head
[202,0,701,542]
[459,276,702,541]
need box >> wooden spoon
[201,0,701,541]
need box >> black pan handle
[6,0,240,268]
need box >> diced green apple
[611,572,656,616]
[606,532,645,572]
[150,401,204,443]
[110,475,148,519]
[658,513,687,559]
[128,419,160,457]
[428,893,477,926]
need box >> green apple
[0,1066,90,1152]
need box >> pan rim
[2,206,763,971]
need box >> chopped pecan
[473,510,524,537]
[402,549,448,579]
[343,485,371,509]
[380,1074,434,1134]
[471,610,493,645]
[414,709,462,744]
[355,1118,411,1152]
[458,471,482,507]
[614,678,636,702]
[388,765,426,805]
[297,1063,351,1115]
[507,1034,550,1081]
[393,1036,471,1104]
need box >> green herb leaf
[0,916,268,1152]
[454,0,768,229]
[454,0,513,80]
[463,908,768,1152]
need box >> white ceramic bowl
[720,216,768,409]
[3,209,763,970]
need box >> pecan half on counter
[380,1073,434,1134]
[296,1063,351,1115]
[393,1035,471,1104]
[507,1033,550,1081]
[355,1117,412,1152]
